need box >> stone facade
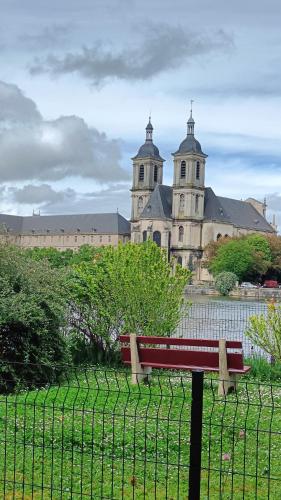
[131,114,277,282]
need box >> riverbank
[185,285,281,300]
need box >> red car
[263,280,278,288]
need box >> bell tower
[172,108,207,221]
[131,118,165,222]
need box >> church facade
[131,114,276,282]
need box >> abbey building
[131,113,276,281]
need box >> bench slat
[121,346,244,370]
[119,335,242,349]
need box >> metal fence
[176,300,269,358]
[0,364,281,499]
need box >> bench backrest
[119,335,244,371]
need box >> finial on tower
[146,115,153,142]
[187,99,195,135]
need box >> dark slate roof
[0,212,131,235]
[133,141,164,161]
[173,135,206,156]
[204,187,274,233]
[140,184,172,220]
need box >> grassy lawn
[0,368,281,499]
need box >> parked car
[240,282,258,288]
[263,280,279,288]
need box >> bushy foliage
[246,303,281,361]
[67,241,191,360]
[26,245,102,268]
[214,271,238,296]
[0,245,69,392]
[206,234,272,282]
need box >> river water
[175,295,271,358]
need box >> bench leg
[130,333,144,384]
[218,339,237,396]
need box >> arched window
[196,161,200,180]
[195,194,199,213]
[143,230,147,242]
[177,256,183,266]
[179,194,185,211]
[217,233,222,241]
[224,234,229,239]
[180,161,186,178]
[154,165,158,182]
[139,164,144,181]
[179,226,184,242]
[138,196,143,211]
[153,231,161,247]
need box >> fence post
[189,370,204,500]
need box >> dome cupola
[133,117,164,161]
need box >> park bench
[119,334,251,395]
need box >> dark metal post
[189,370,204,500]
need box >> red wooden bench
[119,334,251,395]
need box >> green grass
[0,368,281,499]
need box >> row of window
[20,234,113,244]
[142,227,185,244]
[179,193,200,213]
[180,161,201,180]
[139,165,158,182]
[217,233,229,241]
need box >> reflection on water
[176,296,272,358]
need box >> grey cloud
[29,25,234,84]
[0,82,129,183]
[18,24,73,50]
[9,184,76,205]
[0,81,41,123]
[41,184,131,217]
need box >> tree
[246,303,281,361]
[214,272,238,296]
[206,234,272,282]
[208,239,254,280]
[0,245,69,392]
[67,241,191,361]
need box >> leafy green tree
[209,239,254,280]
[67,241,190,360]
[0,245,69,392]
[214,272,238,296]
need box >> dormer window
[180,161,186,178]
[139,165,144,181]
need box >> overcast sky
[0,0,281,227]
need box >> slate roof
[133,141,164,161]
[140,184,172,220]
[173,135,206,156]
[0,212,131,235]
[204,187,274,233]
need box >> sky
[0,0,281,228]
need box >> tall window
[180,161,186,178]
[196,161,200,180]
[179,226,184,242]
[139,164,144,181]
[153,231,161,247]
[138,196,143,211]
[195,194,199,213]
[179,194,185,211]
[154,165,158,182]
[143,230,147,242]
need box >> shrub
[67,241,190,360]
[0,245,70,392]
[246,303,281,362]
[214,272,238,296]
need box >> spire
[187,99,195,135]
[145,116,153,142]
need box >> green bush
[67,241,190,360]
[214,271,238,296]
[246,303,281,361]
[0,245,70,392]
